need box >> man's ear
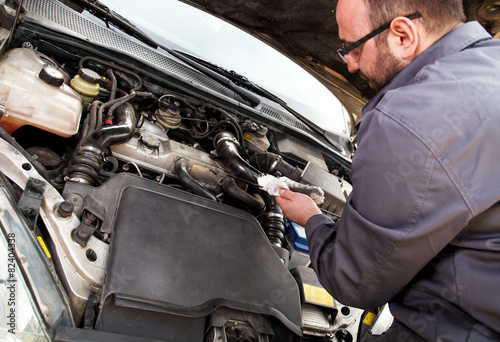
[387,17,419,61]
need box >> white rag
[257,174,324,205]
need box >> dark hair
[364,0,466,37]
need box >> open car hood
[178,0,500,127]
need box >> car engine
[0,1,369,341]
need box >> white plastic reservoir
[0,48,83,137]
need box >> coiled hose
[68,102,136,185]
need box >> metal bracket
[18,177,46,230]
[71,210,99,247]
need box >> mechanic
[275,0,500,340]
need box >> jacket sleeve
[305,107,474,309]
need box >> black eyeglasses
[337,12,421,63]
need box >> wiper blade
[69,0,158,48]
[173,51,340,150]
[174,50,285,105]
[174,51,288,105]
[162,48,261,107]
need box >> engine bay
[0,1,370,341]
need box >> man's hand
[275,188,322,227]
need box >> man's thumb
[279,188,289,198]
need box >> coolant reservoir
[0,48,83,137]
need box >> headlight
[0,230,51,341]
[0,176,74,341]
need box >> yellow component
[70,75,100,96]
[363,312,377,326]
[303,284,335,308]
[70,74,101,107]
[494,31,500,39]
[37,236,51,259]
[243,132,254,141]
[155,108,181,129]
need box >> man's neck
[415,22,464,57]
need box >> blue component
[285,221,309,254]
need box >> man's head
[336,0,466,91]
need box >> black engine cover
[90,174,301,340]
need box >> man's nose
[347,55,359,73]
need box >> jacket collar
[361,21,492,117]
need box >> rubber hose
[222,178,265,212]
[249,152,302,181]
[214,132,261,183]
[175,158,217,201]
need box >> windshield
[98,0,350,137]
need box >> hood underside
[179,0,499,127]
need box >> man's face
[336,0,405,91]
[370,38,406,91]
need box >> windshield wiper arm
[160,48,261,107]
[172,51,341,150]
[69,0,158,48]
[174,51,288,105]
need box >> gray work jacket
[305,21,500,341]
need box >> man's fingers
[275,188,321,227]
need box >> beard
[362,39,405,91]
